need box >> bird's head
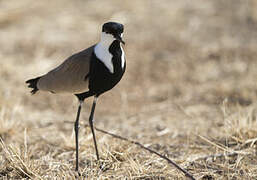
[100,22,125,45]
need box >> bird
[26,22,126,172]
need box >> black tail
[25,77,41,94]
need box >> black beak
[115,34,125,45]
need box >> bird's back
[37,45,95,94]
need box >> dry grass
[0,0,257,179]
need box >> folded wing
[37,45,95,94]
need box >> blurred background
[0,0,257,179]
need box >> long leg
[89,96,99,160]
[74,100,83,172]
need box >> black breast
[88,41,126,96]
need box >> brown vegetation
[0,0,257,179]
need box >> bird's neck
[94,38,125,74]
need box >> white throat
[99,32,116,46]
[94,32,125,73]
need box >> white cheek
[101,32,115,44]
[102,32,112,38]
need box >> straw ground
[0,0,257,179]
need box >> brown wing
[37,45,95,94]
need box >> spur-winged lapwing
[26,22,126,172]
